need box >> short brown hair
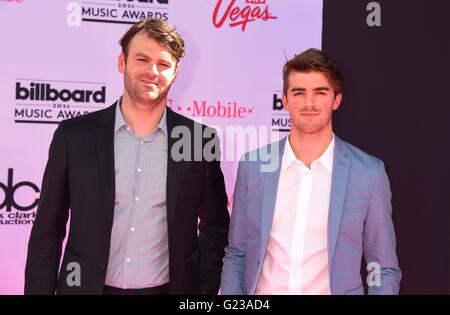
[119,19,185,63]
[283,48,344,95]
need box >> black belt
[103,283,169,295]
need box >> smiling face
[118,32,178,107]
[282,71,342,135]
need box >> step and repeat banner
[0,0,323,294]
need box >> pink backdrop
[0,0,323,294]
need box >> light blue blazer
[221,136,401,295]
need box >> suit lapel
[260,138,286,259]
[166,108,183,235]
[327,137,350,276]
[95,103,117,227]
[250,138,286,293]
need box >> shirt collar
[114,98,128,133]
[281,135,298,171]
[156,108,168,136]
[319,134,335,174]
[114,97,168,136]
[282,133,335,174]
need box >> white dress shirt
[255,134,335,295]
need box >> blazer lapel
[166,108,183,235]
[95,103,117,227]
[260,138,286,259]
[327,137,350,277]
[251,138,286,293]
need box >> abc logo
[0,169,40,212]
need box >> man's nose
[146,63,159,77]
[304,93,316,107]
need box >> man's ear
[333,92,342,110]
[118,52,126,74]
[282,93,289,110]
[172,63,179,82]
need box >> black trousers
[103,283,169,295]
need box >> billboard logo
[213,0,277,32]
[16,82,105,103]
[271,92,290,133]
[14,79,107,124]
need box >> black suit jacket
[24,102,230,295]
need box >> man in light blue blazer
[221,49,401,295]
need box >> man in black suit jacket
[25,19,230,295]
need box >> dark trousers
[103,283,169,295]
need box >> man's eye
[137,58,146,62]
[159,63,169,67]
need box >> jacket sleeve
[198,129,230,295]
[24,123,70,295]
[364,161,402,295]
[220,158,247,295]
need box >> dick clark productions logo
[213,0,278,31]
[0,169,39,213]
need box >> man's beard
[124,71,172,106]
[298,121,327,134]
[295,113,331,134]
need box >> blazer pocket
[188,250,200,262]
[181,168,203,178]
[64,247,82,258]
[182,171,201,178]
[343,199,368,211]
[181,169,204,190]
[181,162,204,176]
[345,284,364,295]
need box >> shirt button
[137,168,142,173]
[135,197,139,201]
[140,141,144,145]
[131,227,135,232]
[126,258,131,262]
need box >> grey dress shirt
[105,101,169,289]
